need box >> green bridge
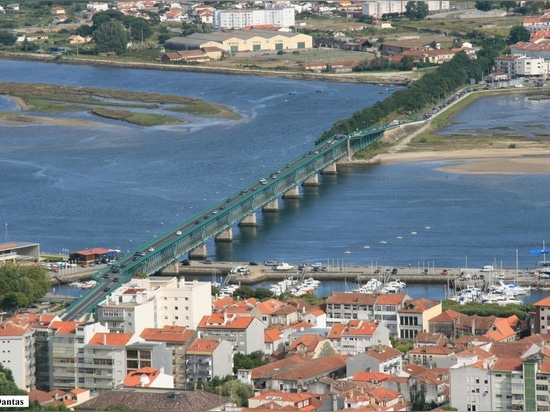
[61,119,421,320]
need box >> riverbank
[0,52,415,85]
[351,88,550,174]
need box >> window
[175,306,178,310]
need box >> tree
[509,25,530,44]
[232,285,254,300]
[0,363,26,400]
[500,1,517,11]
[405,1,429,20]
[0,30,17,46]
[233,351,268,372]
[474,1,493,11]
[122,16,153,42]
[93,20,129,55]
[91,9,125,28]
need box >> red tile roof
[140,326,194,343]
[88,332,133,346]
[187,338,221,354]
[50,321,83,334]
[326,292,377,305]
[198,313,255,330]
[374,293,409,305]
[364,345,402,361]
[492,357,523,372]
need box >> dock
[160,262,536,288]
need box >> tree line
[317,35,506,142]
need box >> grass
[402,88,550,152]
[0,82,239,125]
[91,107,182,126]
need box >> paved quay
[160,261,530,287]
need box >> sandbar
[368,149,550,174]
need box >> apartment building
[325,292,377,326]
[185,338,233,384]
[0,319,35,391]
[97,277,212,333]
[82,332,135,391]
[197,313,265,354]
[212,7,295,29]
[140,325,197,389]
[49,322,108,391]
[361,0,449,17]
[328,319,390,356]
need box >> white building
[328,319,390,356]
[362,0,449,17]
[86,2,109,12]
[495,54,549,78]
[97,277,212,333]
[213,7,295,29]
[0,320,35,391]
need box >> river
[1,59,549,278]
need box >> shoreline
[4,55,550,174]
[0,52,413,85]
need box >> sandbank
[363,148,550,174]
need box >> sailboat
[531,241,550,276]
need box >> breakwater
[160,262,527,287]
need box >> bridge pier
[238,213,257,227]
[321,163,337,175]
[215,229,233,242]
[303,174,320,186]
[282,186,300,199]
[262,199,279,212]
[189,244,207,259]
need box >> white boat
[481,290,523,305]
[275,262,294,271]
[381,280,406,294]
[352,278,382,293]
[498,280,530,295]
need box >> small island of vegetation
[0,82,240,126]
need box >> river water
[1,59,549,280]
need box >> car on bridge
[176,231,182,235]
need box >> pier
[160,261,535,288]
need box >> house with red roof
[429,309,469,338]
[408,345,456,369]
[264,327,284,355]
[523,12,550,33]
[287,334,335,359]
[328,319,390,355]
[401,364,450,405]
[398,297,441,341]
[242,354,347,392]
[72,247,117,263]
[347,344,403,378]
[247,390,318,410]
[186,338,233,384]
[29,387,91,409]
[374,293,411,337]
[197,312,265,354]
